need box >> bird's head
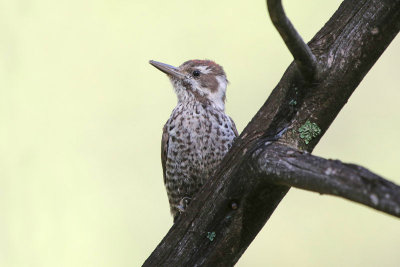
[150,59,228,110]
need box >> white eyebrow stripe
[196,65,211,74]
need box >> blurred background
[1,0,399,266]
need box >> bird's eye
[192,70,201,77]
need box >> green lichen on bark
[206,232,216,241]
[298,120,321,144]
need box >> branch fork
[144,0,400,265]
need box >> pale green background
[1,0,399,266]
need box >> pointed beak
[149,60,185,79]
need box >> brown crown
[180,60,226,77]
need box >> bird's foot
[176,197,192,213]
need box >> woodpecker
[149,59,238,221]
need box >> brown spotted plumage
[150,59,238,221]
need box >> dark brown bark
[267,0,318,80]
[250,143,400,218]
[144,0,400,266]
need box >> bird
[149,59,238,222]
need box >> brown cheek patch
[189,88,210,106]
[201,75,219,92]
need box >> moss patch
[298,120,321,144]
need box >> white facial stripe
[215,75,227,90]
[197,65,211,74]
[208,75,227,111]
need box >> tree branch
[251,143,400,217]
[267,0,319,80]
[144,0,400,266]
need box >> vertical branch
[267,0,319,80]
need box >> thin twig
[252,143,400,218]
[267,0,319,80]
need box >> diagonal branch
[251,143,400,217]
[267,0,319,80]
[144,1,400,266]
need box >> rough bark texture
[144,0,400,266]
[250,143,400,217]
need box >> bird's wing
[161,124,169,185]
[229,116,239,137]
